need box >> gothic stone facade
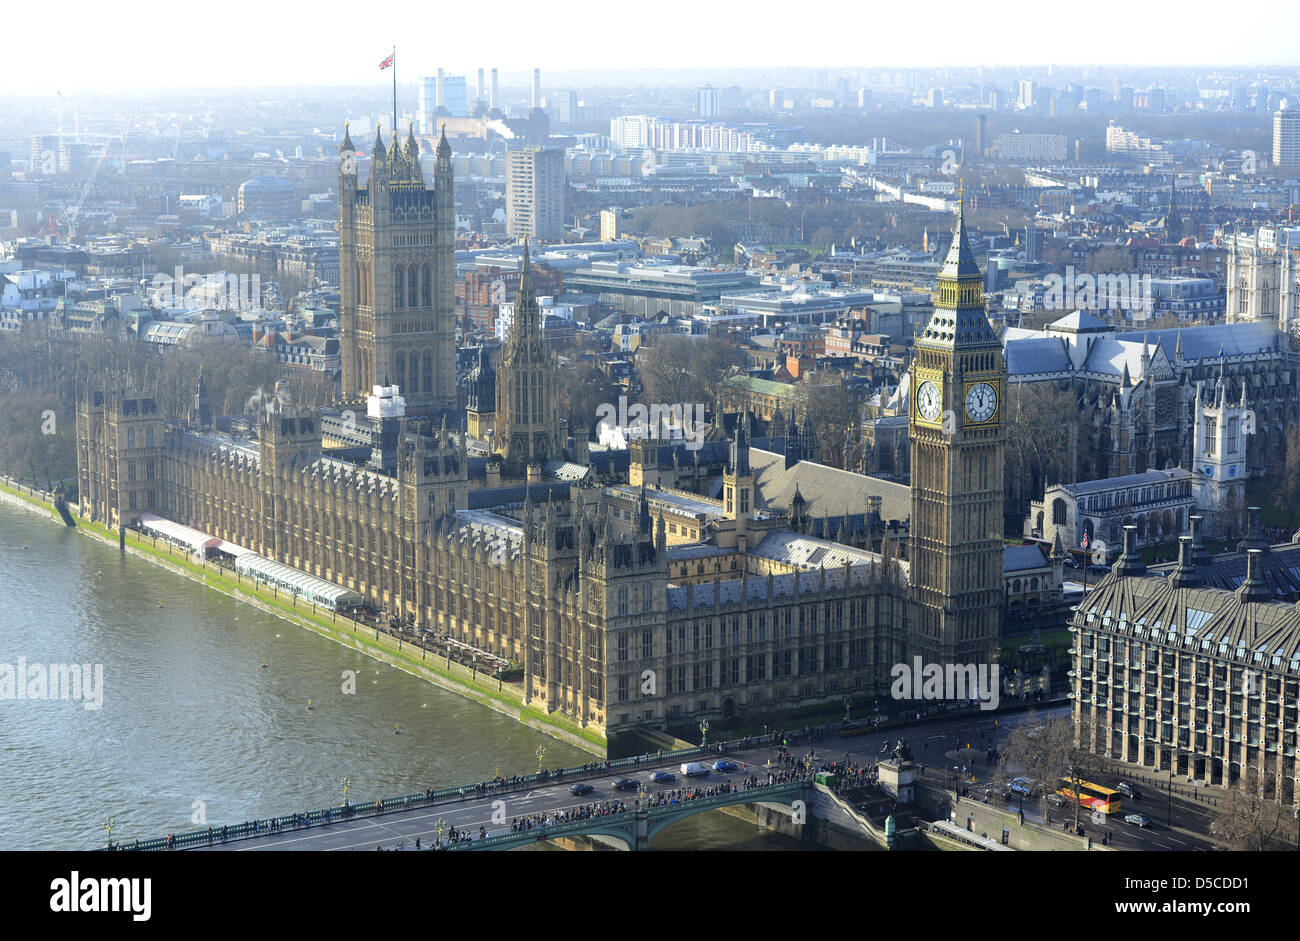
[75,382,913,748]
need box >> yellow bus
[1057,778,1122,815]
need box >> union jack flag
[379,53,394,70]
[1080,534,1089,549]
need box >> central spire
[940,179,980,280]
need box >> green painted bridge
[445,778,812,852]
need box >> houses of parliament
[74,127,1008,750]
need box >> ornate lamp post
[340,777,351,808]
[699,719,710,747]
[536,745,546,774]
[434,816,447,848]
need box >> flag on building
[379,53,394,70]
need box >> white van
[680,762,710,778]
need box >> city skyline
[5,0,1300,95]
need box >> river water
[0,501,801,851]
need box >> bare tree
[1000,715,1102,830]
[1276,427,1300,528]
[1209,766,1296,851]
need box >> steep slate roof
[1004,544,1051,572]
[1146,322,1281,362]
[749,448,911,523]
[1006,336,1071,376]
[1080,568,1300,664]
[1048,310,1110,332]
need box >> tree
[636,334,743,412]
[999,715,1102,831]
[1004,381,1097,531]
[797,374,860,469]
[1275,427,1300,528]
[1209,766,1296,851]
[555,360,618,440]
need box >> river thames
[0,501,800,851]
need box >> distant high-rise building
[1024,225,1041,263]
[547,90,577,125]
[697,85,721,119]
[975,113,986,156]
[1017,79,1035,110]
[29,135,59,175]
[506,146,565,242]
[443,76,468,117]
[1274,102,1300,169]
[600,208,625,242]
[858,88,874,109]
[1083,87,1102,113]
[418,77,438,132]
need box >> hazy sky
[7,0,1300,95]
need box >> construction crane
[63,134,117,240]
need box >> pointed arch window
[409,267,419,310]
[394,264,405,308]
[422,264,432,307]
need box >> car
[712,759,739,773]
[1046,793,1066,808]
[611,778,639,792]
[1008,777,1036,797]
[569,783,595,796]
[1124,813,1151,828]
[680,762,710,777]
[650,771,675,784]
[1116,782,1142,800]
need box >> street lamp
[699,719,710,747]
[340,777,351,808]
[435,816,447,849]
[536,745,546,774]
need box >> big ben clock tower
[908,186,1006,667]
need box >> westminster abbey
[74,135,1007,750]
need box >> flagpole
[391,44,397,140]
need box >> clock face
[916,380,942,422]
[965,382,998,423]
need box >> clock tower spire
[907,185,1006,667]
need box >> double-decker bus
[1057,778,1122,815]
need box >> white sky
[5,0,1300,95]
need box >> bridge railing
[444,776,810,851]
[109,733,811,851]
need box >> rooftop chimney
[1237,505,1268,553]
[1189,515,1213,572]
[1111,524,1146,577]
[1169,535,1200,589]
[1237,548,1271,603]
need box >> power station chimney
[435,68,445,110]
[477,68,485,106]
[532,68,541,110]
[490,68,499,111]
